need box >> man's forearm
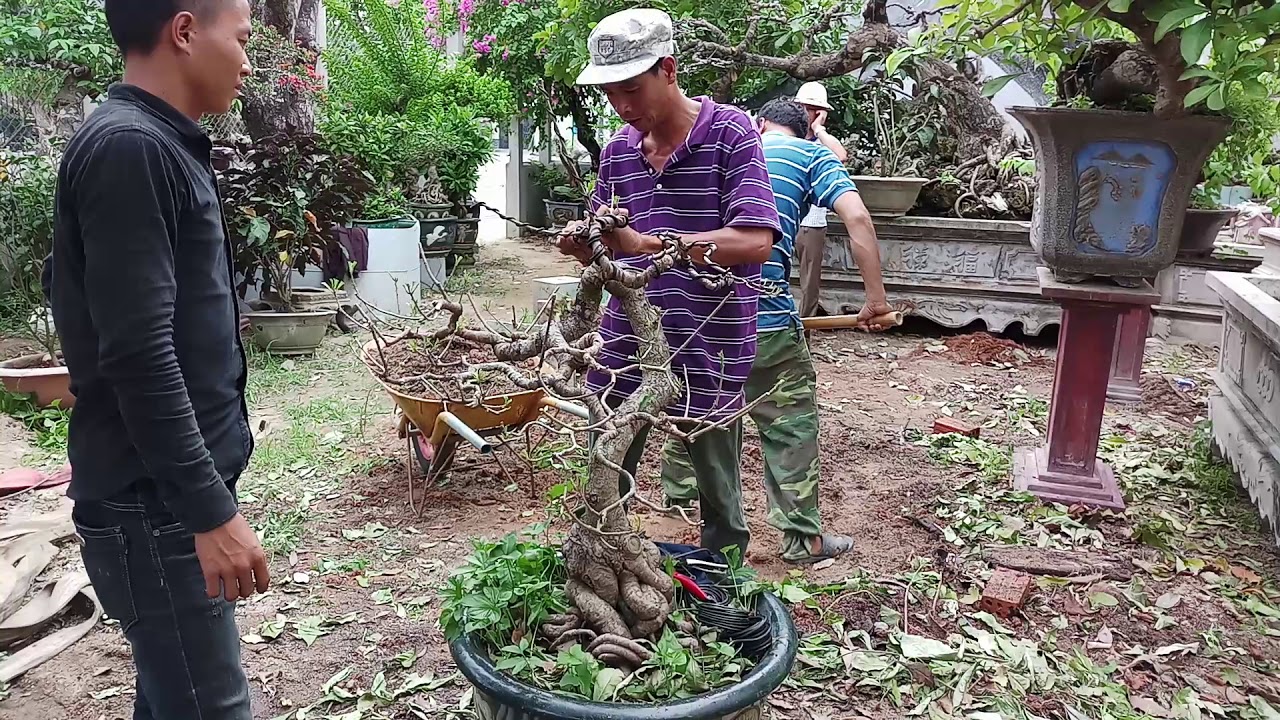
[815,129,848,162]
[637,226,774,266]
[683,226,775,265]
[836,204,888,303]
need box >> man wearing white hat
[793,81,848,317]
[559,8,781,557]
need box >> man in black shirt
[49,0,267,717]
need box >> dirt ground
[2,238,1277,720]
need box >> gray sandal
[783,533,855,565]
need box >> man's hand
[556,219,593,265]
[594,206,659,255]
[856,299,896,332]
[812,110,829,134]
[194,513,271,602]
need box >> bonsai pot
[1178,208,1237,258]
[456,217,480,246]
[543,199,586,228]
[1009,107,1230,284]
[410,202,458,251]
[448,592,797,720]
[243,309,335,356]
[0,353,73,408]
[849,176,929,218]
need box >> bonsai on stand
[220,133,372,356]
[933,0,1280,508]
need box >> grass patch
[444,256,527,296]
[244,346,313,406]
[0,388,69,454]
[240,395,386,556]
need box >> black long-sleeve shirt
[50,84,252,533]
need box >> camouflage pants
[662,327,822,555]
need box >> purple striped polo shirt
[587,97,781,421]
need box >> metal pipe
[539,395,590,419]
[431,412,492,454]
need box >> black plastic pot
[449,592,797,720]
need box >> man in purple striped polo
[560,7,780,556]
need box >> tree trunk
[566,88,603,171]
[242,0,319,139]
[681,0,1018,166]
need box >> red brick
[979,569,1033,617]
[933,417,981,438]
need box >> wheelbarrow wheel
[407,428,460,497]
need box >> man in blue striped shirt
[663,98,893,564]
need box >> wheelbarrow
[361,340,588,513]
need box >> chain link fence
[0,65,71,152]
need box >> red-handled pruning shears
[673,572,710,602]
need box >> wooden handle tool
[801,311,904,332]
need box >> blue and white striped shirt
[758,132,857,332]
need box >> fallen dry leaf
[1132,697,1170,718]
[1123,671,1152,692]
[1231,566,1263,584]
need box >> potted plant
[432,108,497,271]
[845,79,930,218]
[1181,89,1280,255]
[409,165,457,249]
[1181,186,1237,257]
[220,133,372,355]
[942,0,1280,285]
[0,150,71,408]
[359,216,799,715]
[534,163,591,228]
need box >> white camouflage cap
[576,8,676,86]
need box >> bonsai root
[540,613,581,641]
[563,527,675,641]
[551,628,598,650]
[588,633,652,668]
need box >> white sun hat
[575,9,676,86]
[794,81,833,111]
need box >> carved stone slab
[1206,271,1280,547]
[802,216,1261,342]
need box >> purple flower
[423,0,439,21]
[458,0,475,20]
[502,48,510,60]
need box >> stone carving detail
[1210,392,1280,548]
[1071,141,1175,258]
[1220,320,1244,383]
[1258,364,1277,406]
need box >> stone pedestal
[1014,269,1160,510]
[1106,305,1151,403]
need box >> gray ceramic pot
[1009,107,1229,285]
[544,199,586,228]
[1178,208,1236,257]
[849,176,929,217]
[244,310,334,356]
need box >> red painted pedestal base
[1014,269,1160,511]
[1106,305,1151,404]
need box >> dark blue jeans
[73,480,250,720]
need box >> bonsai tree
[219,133,374,309]
[0,149,60,362]
[919,0,1280,117]
[364,212,787,703]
